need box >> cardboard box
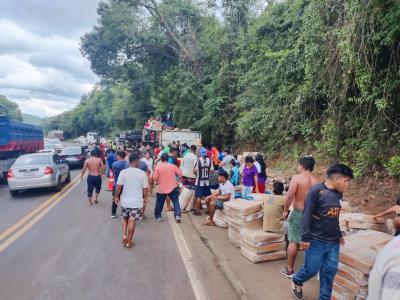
[241,241,286,254]
[337,263,368,287]
[240,247,286,263]
[241,228,284,245]
[224,199,262,216]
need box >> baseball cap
[199,147,207,157]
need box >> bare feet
[122,236,128,244]
[124,241,135,248]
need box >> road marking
[0,177,81,253]
[0,175,80,244]
[167,212,209,300]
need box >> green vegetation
[44,0,400,176]
[22,114,43,126]
[0,95,22,121]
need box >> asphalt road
[0,170,197,300]
[0,155,318,300]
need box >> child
[229,159,240,186]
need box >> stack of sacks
[213,209,228,228]
[240,228,286,263]
[332,230,393,300]
[341,213,386,233]
[224,199,263,247]
[179,187,195,213]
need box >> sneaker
[175,216,181,223]
[155,217,163,222]
[291,279,303,300]
[280,267,294,278]
[111,215,117,219]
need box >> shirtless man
[81,150,104,205]
[281,156,319,278]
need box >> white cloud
[0,13,99,118]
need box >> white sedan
[7,153,70,196]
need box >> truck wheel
[10,190,19,197]
[54,177,62,192]
[65,171,71,183]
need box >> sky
[0,0,101,118]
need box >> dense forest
[43,0,400,177]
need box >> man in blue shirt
[106,148,116,178]
[111,150,128,218]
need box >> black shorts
[195,185,211,198]
[87,175,102,197]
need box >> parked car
[59,147,86,168]
[7,153,70,196]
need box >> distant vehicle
[74,136,87,145]
[159,129,201,147]
[7,152,70,196]
[119,129,142,148]
[59,147,86,168]
[43,138,62,153]
[0,115,44,181]
[47,130,64,141]
[86,132,99,144]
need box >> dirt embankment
[261,155,400,214]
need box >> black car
[59,147,86,169]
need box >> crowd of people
[79,140,400,300]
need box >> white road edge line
[167,212,209,300]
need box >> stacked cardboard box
[240,228,286,263]
[340,213,387,233]
[332,230,393,300]
[224,199,263,247]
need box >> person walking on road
[281,156,319,278]
[290,164,353,300]
[152,153,183,223]
[180,145,197,188]
[81,150,104,206]
[114,153,148,248]
[111,150,128,218]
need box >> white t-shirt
[222,154,234,174]
[117,167,148,208]
[141,158,153,174]
[181,152,197,179]
[219,180,235,201]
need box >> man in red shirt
[152,153,183,223]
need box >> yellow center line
[0,175,81,243]
[0,177,82,253]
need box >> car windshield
[13,155,51,167]
[61,148,81,155]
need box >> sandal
[165,208,173,212]
[202,217,215,226]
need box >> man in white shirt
[368,235,400,300]
[114,153,148,248]
[204,169,234,226]
[180,145,197,187]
